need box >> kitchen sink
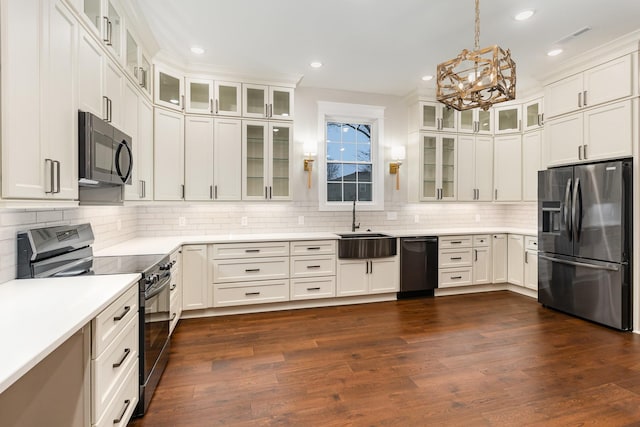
[337,233,397,259]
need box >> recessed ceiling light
[547,48,563,57]
[310,61,323,68]
[190,46,205,55]
[422,75,434,81]
[514,10,535,21]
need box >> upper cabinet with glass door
[458,108,492,134]
[418,101,457,132]
[494,103,522,134]
[155,65,184,111]
[419,133,457,201]
[81,0,123,60]
[185,78,242,116]
[243,84,294,120]
[125,29,151,97]
[523,98,544,131]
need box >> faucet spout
[351,200,360,232]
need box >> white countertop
[96,229,537,256]
[0,274,140,394]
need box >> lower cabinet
[438,236,473,288]
[492,234,508,282]
[472,235,492,285]
[524,236,538,290]
[213,279,289,307]
[507,234,524,286]
[181,245,209,311]
[337,256,399,296]
[169,248,182,334]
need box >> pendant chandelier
[436,0,516,111]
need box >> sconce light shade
[391,146,406,161]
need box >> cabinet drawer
[93,362,138,427]
[290,240,336,255]
[290,255,336,278]
[439,248,473,268]
[92,315,138,422]
[211,241,289,259]
[439,235,472,249]
[473,235,490,247]
[92,284,138,356]
[525,236,538,251]
[212,256,289,283]
[290,277,336,300]
[439,267,473,288]
[212,279,289,307]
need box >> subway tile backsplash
[0,202,536,283]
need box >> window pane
[355,125,371,142]
[344,183,357,201]
[327,122,341,142]
[343,164,357,181]
[341,143,357,162]
[357,164,372,182]
[358,184,372,201]
[327,142,341,161]
[327,163,342,181]
[357,143,371,162]
[327,183,342,201]
[342,124,356,143]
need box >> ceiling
[131,0,640,96]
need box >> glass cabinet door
[440,107,456,131]
[140,55,151,95]
[107,1,121,57]
[477,109,492,134]
[243,122,268,199]
[214,81,241,116]
[420,103,438,130]
[441,136,456,199]
[495,105,522,134]
[186,79,213,114]
[422,135,437,199]
[243,84,268,118]
[125,30,138,79]
[524,99,543,131]
[155,68,184,111]
[270,123,291,199]
[270,87,294,120]
[83,0,102,35]
[459,110,475,133]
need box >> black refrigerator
[537,159,632,330]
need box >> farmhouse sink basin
[337,233,397,259]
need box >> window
[317,101,385,211]
[326,122,372,202]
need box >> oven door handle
[145,278,170,300]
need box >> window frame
[317,101,385,211]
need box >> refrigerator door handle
[572,178,582,243]
[538,254,620,272]
[563,178,572,240]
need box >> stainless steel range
[17,223,173,416]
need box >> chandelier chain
[475,0,480,51]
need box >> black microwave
[78,111,132,186]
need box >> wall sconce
[389,146,406,191]
[303,141,317,189]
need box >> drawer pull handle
[307,265,321,269]
[170,284,177,291]
[113,348,131,368]
[307,287,321,291]
[245,268,261,273]
[245,249,260,253]
[245,292,261,296]
[451,276,463,280]
[171,312,177,321]
[113,399,131,424]
[113,306,130,322]
[307,247,321,250]
[451,241,463,244]
[450,257,462,260]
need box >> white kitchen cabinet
[419,133,457,201]
[472,235,492,285]
[169,248,182,334]
[337,256,399,296]
[186,78,242,117]
[522,131,542,202]
[289,240,337,301]
[132,98,154,200]
[438,235,473,288]
[457,135,493,201]
[545,99,633,167]
[524,237,538,291]
[507,234,524,286]
[124,29,150,93]
[416,101,457,132]
[242,120,292,200]
[215,81,242,116]
[493,135,522,201]
[545,54,633,118]
[1,0,78,201]
[79,0,123,60]
[494,103,522,134]
[182,245,209,311]
[184,116,242,201]
[122,81,140,200]
[154,108,185,200]
[492,234,507,283]
[458,108,492,134]
[78,27,104,117]
[523,98,544,131]
[185,78,214,114]
[155,65,184,111]
[104,58,124,128]
[243,84,294,120]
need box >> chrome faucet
[352,200,360,232]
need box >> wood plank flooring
[129,291,640,426]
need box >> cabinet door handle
[245,249,260,253]
[107,19,113,46]
[170,284,177,291]
[474,250,478,262]
[525,251,529,264]
[45,159,54,194]
[370,260,373,274]
[307,247,321,251]
[265,186,268,199]
[103,96,109,121]
[307,287,321,291]
[451,241,462,244]
[450,257,462,260]
[139,180,144,198]
[102,17,109,43]
[245,292,260,296]
[113,306,130,321]
[578,92,582,108]
[307,265,321,269]
[143,180,146,198]
[265,103,269,117]
[269,104,273,118]
[451,276,462,280]
[495,189,498,200]
[214,185,218,199]
[583,90,587,106]
[53,160,61,193]
[210,185,213,199]
[215,99,219,114]
[170,312,177,321]
[269,186,272,199]
[578,145,583,160]
[112,348,131,368]
[113,399,131,425]
[181,184,185,199]
[245,268,261,272]
[365,261,369,274]
[210,99,214,113]
[583,144,588,160]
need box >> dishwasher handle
[403,237,438,243]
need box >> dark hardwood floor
[130,291,640,426]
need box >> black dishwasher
[399,236,438,298]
